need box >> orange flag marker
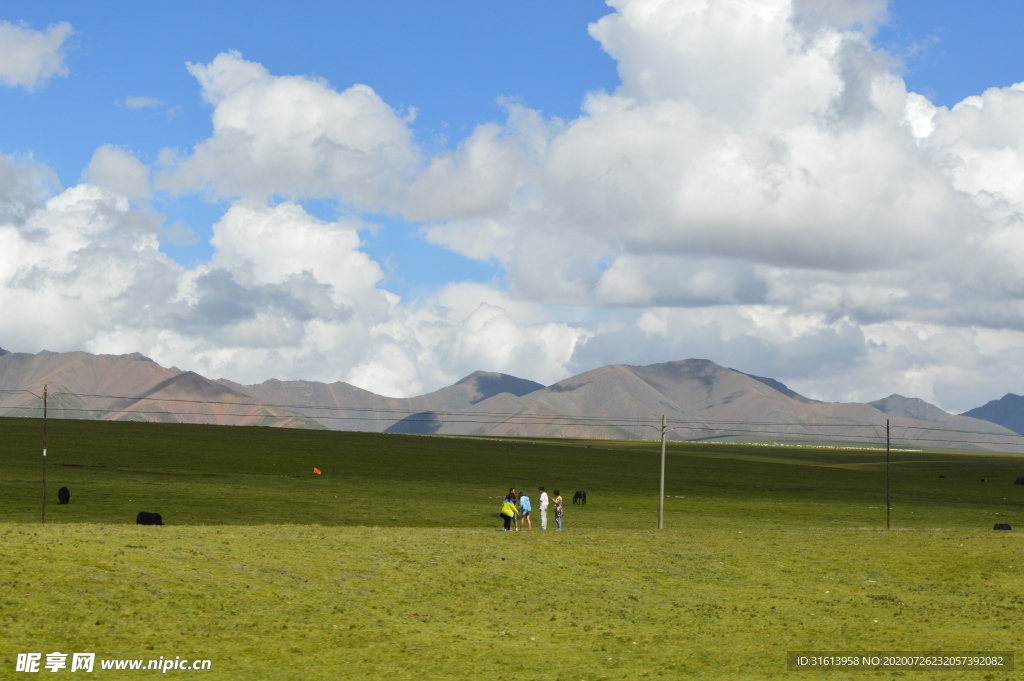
[313,467,322,475]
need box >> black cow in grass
[1015,477,1024,485]
[57,487,70,504]
[994,523,1012,531]
[573,490,587,505]
[136,512,164,526]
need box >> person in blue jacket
[517,492,532,531]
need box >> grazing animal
[136,512,164,526]
[1014,477,1024,486]
[993,523,1012,531]
[573,490,587,505]
[980,478,986,483]
[57,487,70,504]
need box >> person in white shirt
[538,486,549,530]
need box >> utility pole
[885,418,891,530]
[42,384,48,524]
[658,414,666,529]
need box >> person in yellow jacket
[500,493,517,531]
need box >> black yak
[136,512,164,525]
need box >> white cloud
[0,155,584,395]
[158,51,420,208]
[424,0,979,290]
[0,21,72,90]
[0,180,179,352]
[791,0,888,33]
[123,96,162,109]
[82,145,150,200]
[405,102,553,221]
[352,282,586,395]
[412,2,1024,320]
[0,153,59,224]
[394,0,1024,408]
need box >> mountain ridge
[870,394,950,421]
[1,348,1020,451]
[217,370,545,431]
[0,351,320,429]
[961,394,1024,435]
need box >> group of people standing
[500,486,563,531]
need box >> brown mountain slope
[870,394,950,421]
[0,351,177,404]
[221,370,545,431]
[2,350,1019,450]
[0,350,320,428]
[426,360,1022,450]
[216,377,397,431]
[866,393,1019,448]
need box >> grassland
[1,417,1023,679]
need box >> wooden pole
[658,415,666,529]
[42,384,47,524]
[885,418,891,530]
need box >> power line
[3,387,1024,449]
[0,388,941,427]
[0,387,1007,430]
[3,406,1024,449]
[0,388,995,430]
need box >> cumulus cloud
[0,153,59,224]
[0,155,583,395]
[157,51,420,208]
[426,0,984,289]
[401,0,1024,409]
[792,0,888,33]
[0,20,72,90]
[0,180,178,352]
[82,145,150,200]
[404,102,553,221]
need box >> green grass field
[2,417,1023,679]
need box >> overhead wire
[2,387,1023,449]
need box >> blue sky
[878,1,1024,104]
[2,0,1024,410]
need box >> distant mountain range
[383,360,1020,451]
[1,348,1023,452]
[0,350,320,429]
[215,371,545,432]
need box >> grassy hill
[1,417,1022,679]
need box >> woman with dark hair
[508,488,519,529]
[500,493,517,531]
[553,489,563,531]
